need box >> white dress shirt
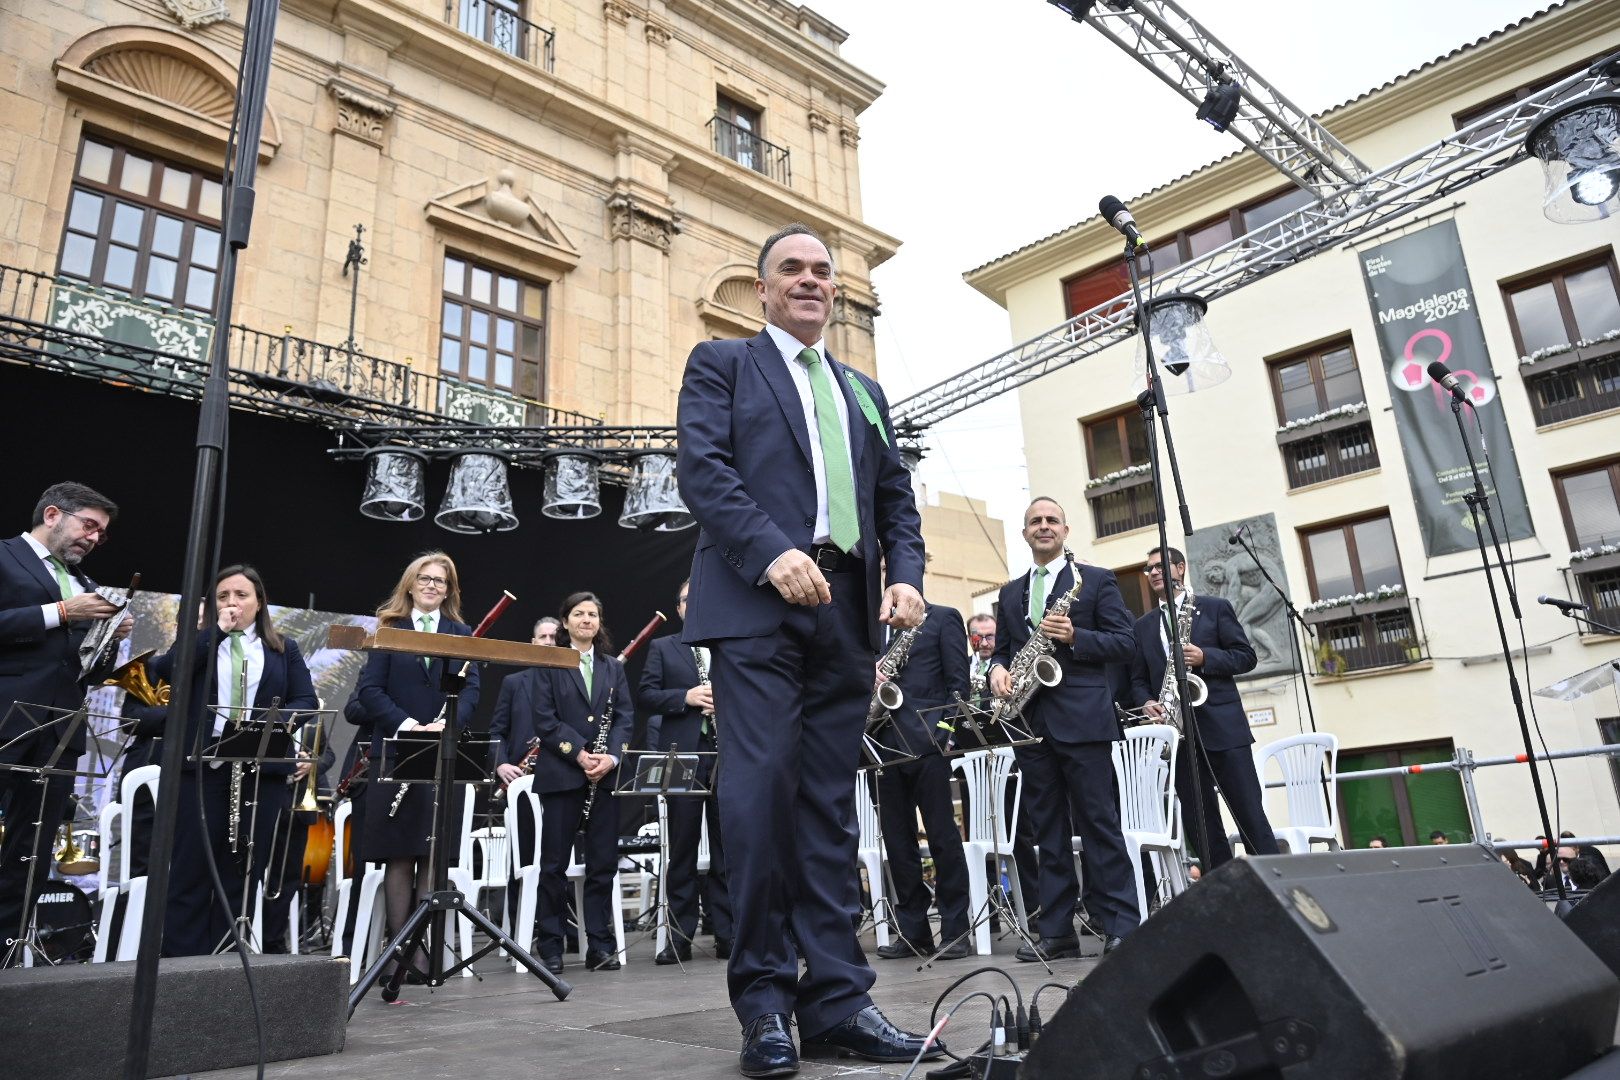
[764,322,856,547]
[20,532,83,630]
[398,607,441,730]
[213,623,265,738]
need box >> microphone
[1427,360,1469,404]
[1227,524,1249,546]
[1099,195,1145,247]
[1538,594,1587,613]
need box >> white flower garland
[1570,542,1620,564]
[1302,583,1406,614]
[1086,462,1153,490]
[1518,327,1620,367]
[1276,400,1368,434]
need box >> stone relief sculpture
[1187,512,1298,679]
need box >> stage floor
[180,929,1099,1079]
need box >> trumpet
[293,719,322,823]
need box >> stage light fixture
[618,451,695,532]
[1134,292,1230,395]
[540,449,604,520]
[435,450,518,533]
[1196,76,1242,133]
[358,447,428,522]
[1525,93,1620,223]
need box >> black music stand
[0,702,118,967]
[942,695,1041,757]
[349,666,569,1011]
[613,747,715,971]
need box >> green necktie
[228,631,246,713]
[48,557,72,600]
[418,614,432,670]
[1030,566,1049,628]
[581,651,594,698]
[796,347,860,553]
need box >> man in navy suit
[871,602,971,961]
[639,580,732,965]
[1129,546,1277,869]
[989,497,1139,960]
[0,482,127,940]
[677,223,940,1077]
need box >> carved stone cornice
[833,294,877,333]
[644,21,672,47]
[807,109,832,133]
[327,77,395,146]
[162,0,229,29]
[838,124,860,148]
[607,192,678,253]
[603,1,634,25]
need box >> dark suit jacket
[676,330,925,653]
[489,668,540,767]
[1128,593,1257,752]
[525,647,633,795]
[355,616,481,760]
[148,627,319,775]
[0,535,108,758]
[887,604,969,753]
[991,561,1136,744]
[638,634,709,754]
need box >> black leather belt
[810,543,860,573]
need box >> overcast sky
[800,0,1551,571]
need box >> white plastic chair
[91,790,124,963]
[441,784,480,976]
[94,764,159,963]
[952,748,1029,955]
[1254,733,1341,854]
[504,774,543,972]
[854,777,891,948]
[328,799,386,983]
[635,817,662,925]
[1111,725,1188,919]
[569,831,627,965]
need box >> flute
[389,590,516,818]
[617,611,666,664]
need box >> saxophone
[865,614,927,734]
[1156,588,1207,733]
[990,557,1083,727]
[578,685,617,825]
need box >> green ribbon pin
[843,370,891,447]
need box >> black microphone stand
[1231,530,1319,734]
[1554,609,1620,637]
[1123,241,1213,868]
[1445,395,1565,905]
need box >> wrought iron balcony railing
[708,115,791,186]
[1276,414,1379,489]
[1522,345,1620,426]
[448,0,555,71]
[1304,595,1428,675]
[1085,469,1157,539]
[0,263,597,431]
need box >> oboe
[388,590,515,818]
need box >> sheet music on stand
[614,748,717,797]
[381,732,495,785]
[942,695,1042,757]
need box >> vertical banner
[1359,220,1534,557]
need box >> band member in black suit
[639,580,733,964]
[678,224,939,1075]
[0,482,128,942]
[873,603,971,960]
[961,613,1039,919]
[989,497,1139,961]
[148,565,318,956]
[356,553,480,977]
[524,591,633,973]
[1129,546,1277,868]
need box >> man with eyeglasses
[0,482,128,941]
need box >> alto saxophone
[865,614,927,735]
[578,685,617,825]
[1118,587,1209,731]
[990,556,1083,727]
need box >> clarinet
[492,737,541,806]
[578,685,616,825]
[692,646,716,740]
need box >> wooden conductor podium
[326,624,578,1011]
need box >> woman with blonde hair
[354,551,480,982]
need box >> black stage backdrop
[4,363,697,756]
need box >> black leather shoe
[656,943,693,965]
[739,1013,798,1077]
[1103,934,1125,955]
[540,954,563,975]
[1015,935,1081,962]
[715,937,732,960]
[802,1005,946,1063]
[935,937,971,960]
[585,949,621,971]
[875,939,928,960]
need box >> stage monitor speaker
[1022,845,1619,1080]
[0,953,347,1079]
[1565,868,1620,980]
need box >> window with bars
[56,137,224,313]
[1269,338,1379,488]
[1506,253,1620,425]
[1082,406,1155,538]
[1300,513,1419,673]
[438,253,545,398]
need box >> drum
[33,882,93,963]
[55,830,100,876]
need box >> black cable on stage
[924,966,1025,1064]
